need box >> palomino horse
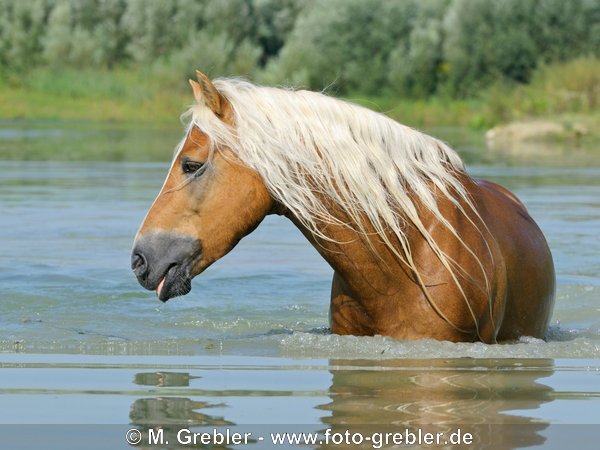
[132,71,555,343]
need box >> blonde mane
[181,78,491,337]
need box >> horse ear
[188,79,202,99]
[189,70,223,116]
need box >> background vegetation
[0,0,599,127]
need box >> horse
[131,71,555,343]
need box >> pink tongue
[156,278,165,297]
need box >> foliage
[481,57,600,124]
[1,57,595,130]
[0,67,189,123]
[0,0,599,99]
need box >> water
[1,122,599,448]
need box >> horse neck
[283,195,425,298]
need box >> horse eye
[182,159,204,175]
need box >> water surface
[0,122,599,448]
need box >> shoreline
[2,86,598,146]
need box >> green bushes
[1,57,597,126]
[1,0,599,98]
[482,57,600,124]
[0,0,599,129]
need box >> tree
[43,0,73,66]
[388,0,449,97]
[443,0,538,96]
[0,0,51,73]
[121,0,183,63]
[270,0,418,93]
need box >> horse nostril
[131,252,147,274]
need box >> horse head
[131,71,273,301]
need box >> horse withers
[131,71,555,343]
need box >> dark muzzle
[131,232,201,302]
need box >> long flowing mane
[181,79,490,336]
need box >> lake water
[0,121,599,449]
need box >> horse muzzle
[131,231,202,302]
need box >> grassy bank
[359,57,600,134]
[0,68,190,125]
[1,68,482,127]
[1,58,598,134]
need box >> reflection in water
[129,372,233,449]
[319,359,554,449]
[134,372,198,388]
[485,137,598,167]
[130,397,231,427]
[127,361,556,449]
[0,123,180,161]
